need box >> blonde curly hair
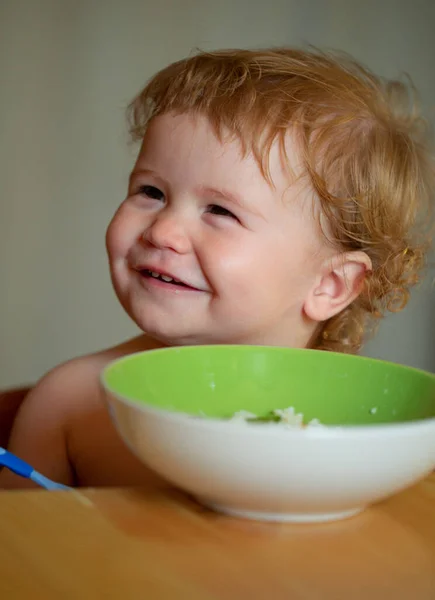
[127,47,434,354]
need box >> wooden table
[1,476,435,599]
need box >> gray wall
[1,0,434,387]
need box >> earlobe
[304,252,372,322]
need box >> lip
[134,265,203,292]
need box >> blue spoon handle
[0,447,71,490]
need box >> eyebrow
[129,168,166,187]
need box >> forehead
[136,112,303,191]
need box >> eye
[137,185,164,201]
[207,204,238,220]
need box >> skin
[0,113,369,489]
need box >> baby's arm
[0,359,98,489]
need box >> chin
[130,318,201,347]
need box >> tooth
[151,272,160,278]
[161,275,173,282]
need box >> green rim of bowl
[101,346,435,426]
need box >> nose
[142,210,191,254]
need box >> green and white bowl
[101,345,435,523]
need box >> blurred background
[1,0,434,388]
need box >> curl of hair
[127,47,435,353]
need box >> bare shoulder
[1,334,167,489]
[19,334,158,418]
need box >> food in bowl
[229,407,323,427]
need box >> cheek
[106,205,138,259]
[209,231,314,299]
[201,235,268,289]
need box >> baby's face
[106,112,328,346]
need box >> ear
[304,252,372,322]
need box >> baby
[1,47,433,488]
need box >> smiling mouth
[140,269,190,288]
